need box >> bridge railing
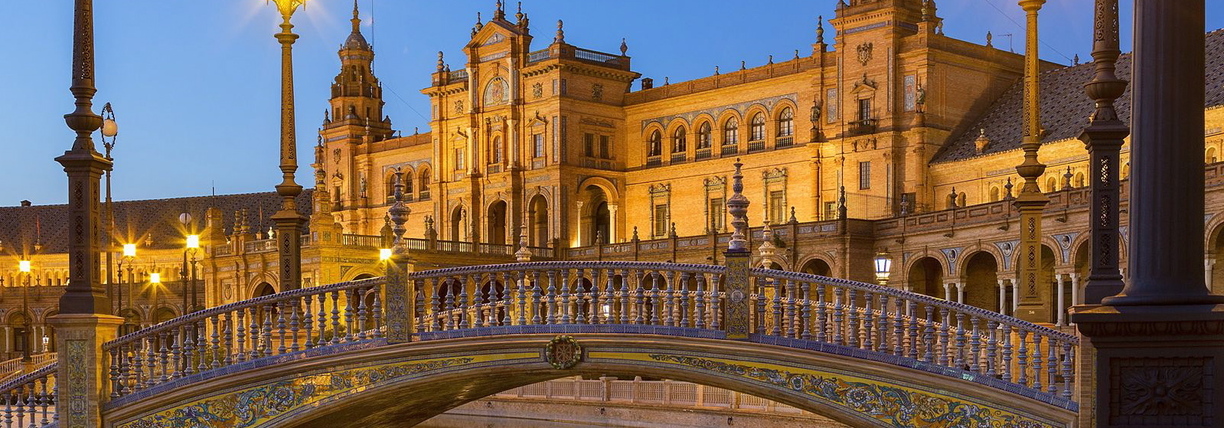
[750,269,1079,400]
[102,277,386,400]
[0,363,56,427]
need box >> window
[723,118,739,145]
[647,130,662,156]
[533,134,545,158]
[768,191,786,224]
[859,161,871,190]
[672,127,687,153]
[490,137,504,164]
[403,171,414,197]
[697,122,712,149]
[385,174,398,201]
[584,133,596,157]
[750,113,766,141]
[824,201,837,220]
[709,198,725,232]
[858,99,872,122]
[419,169,431,198]
[653,204,669,237]
[454,148,465,170]
[777,107,794,137]
[599,135,611,159]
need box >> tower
[320,0,394,233]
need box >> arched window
[403,170,415,198]
[672,127,687,153]
[777,107,794,137]
[647,130,662,157]
[722,118,739,146]
[1045,177,1058,193]
[419,168,432,199]
[989,187,1000,202]
[1208,147,1218,163]
[750,113,766,141]
[697,122,712,149]
[385,173,397,203]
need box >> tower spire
[351,0,361,33]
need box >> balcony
[645,156,662,167]
[721,145,738,156]
[670,153,687,164]
[695,148,712,160]
[747,141,765,153]
[776,137,794,148]
[847,118,878,136]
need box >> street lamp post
[268,0,308,291]
[101,103,118,311]
[149,272,162,324]
[18,260,31,363]
[187,234,200,312]
[120,243,136,331]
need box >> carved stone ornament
[856,42,873,66]
[532,82,543,98]
[1112,357,1210,424]
[545,335,583,370]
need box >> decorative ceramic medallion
[545,335,583,369]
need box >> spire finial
[515,1,524,23]
[350,0,361,34]
[620,38,628,56]
[816,16,825,44]
[473,12,483,37]
[494,0,505,20]
[986,31,993,48]
[554,19,565,44]
[437,51,445,72]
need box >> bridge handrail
[751,269,1080,344]
[103,277,387,400]
[104,277,385,349]
[408,261,726,279]
[0,362,56,427]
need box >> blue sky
[1,1,1221,206]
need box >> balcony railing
[527,49,552,64]
[847,118,878,136]
[670,153,687,164]
[775,136,794,148]
[747,141,765,153]
[342,234,385,248]
[721,145,738,156]
[645,156,662,167]
[695,148,712,160]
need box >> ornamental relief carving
[1111,357,1211,425]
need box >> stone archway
[450,206,468,242]
[799,258,832,277]
[907,257,943,298]
[1210,223,1224,294]
[528,195,549,247]
[962,252,999,312]
[486,201,508,246]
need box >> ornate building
[2,0,1224,352]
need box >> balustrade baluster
[546,271,558,325]
[109,349,121,398]
[666,271,678,327]
[969,318,982,373]
[1061,343,1074,399]
[816,284,828,342]
[515,271,527,326]
[5,394,12,428]
[862,291,874,349]
[211,316,223,369]
[892,299,904,356]
[834,288,847,345]
[428,278,441,331]
[709,274,721,330]
[24,385,33,428]
[604,270,618,325]
[633,270,644,324]
[460,274,472,329]
[876,294,889,352]
[619,269,631,325]
[276,300,288,354]
[650,272,662,326]
[906,301,918,359]
[414,286,426,333]
[954,313,966,370]
[920,305,934,363]
[938,308,950,366]
[1013,330,1023,386]
[680,272,691,328]
[752,277,765,334]
[800,282,812,340]
[848,289,860,348]
[474,273,486,328]
[357,288,369,338]
[183,323,197,376]
[531,272,543,326]
[317,293,329,346]
[171,328,184,378]
[769,277,782,336]
[125,346,138,394]
[330,290,342,344]
[1047,337,1059,394]
[37,378,48,427]
[152,333,165,385]
[302,298,313,350]
[373,292,384,337]
[288,298,301,349]
[1031,334,1044,391]
[224,312,237,366]
[344,290,356,341]
[1003,325,1013,381]
[560,269,573,325]
[575,269,587,324]
[694,274,706,329]
[499,272,512,326]
[985,320,998,377]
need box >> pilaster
[49,313,122,428]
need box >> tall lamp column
[100,103,118,312]
[268,0,308,291]
[18,261,31,363]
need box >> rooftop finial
[494,0,505,20]
[515,1,524,23]
[437,51,445,72]
[472,12,483,37]
[554,19,565,44]
[620,38,628,56]
[816,16,825,44]
[389,168,411,250]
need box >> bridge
[0,261,1079,427]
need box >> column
[1070,273,1081,306]
[943,283,953,301]
[1011,279,1019,311]
[956,282,965,304]
[607,204,619,243]
[1055,273,1066,326]
[575,201,584,246]
[997,280,1007,314]
[1206,258,1216,292]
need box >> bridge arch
[104,334,1074,428]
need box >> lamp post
[149,272,162,324]
[187,234,200,312]
[100,103,118,311]
[120,243,136,332]
[18,260,31,363]
[268,0,308,291]
[873,251,893,287]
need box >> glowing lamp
[123,243,137,258]
[149,272,161,284]
[379,248,392,261]
[873,252,892,285]
[18,260,30,273]
[186,235,201,250]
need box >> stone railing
[103,277,386,399]
[0,363,56,427]
[0,353,56,384]
[342,234,384,248]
